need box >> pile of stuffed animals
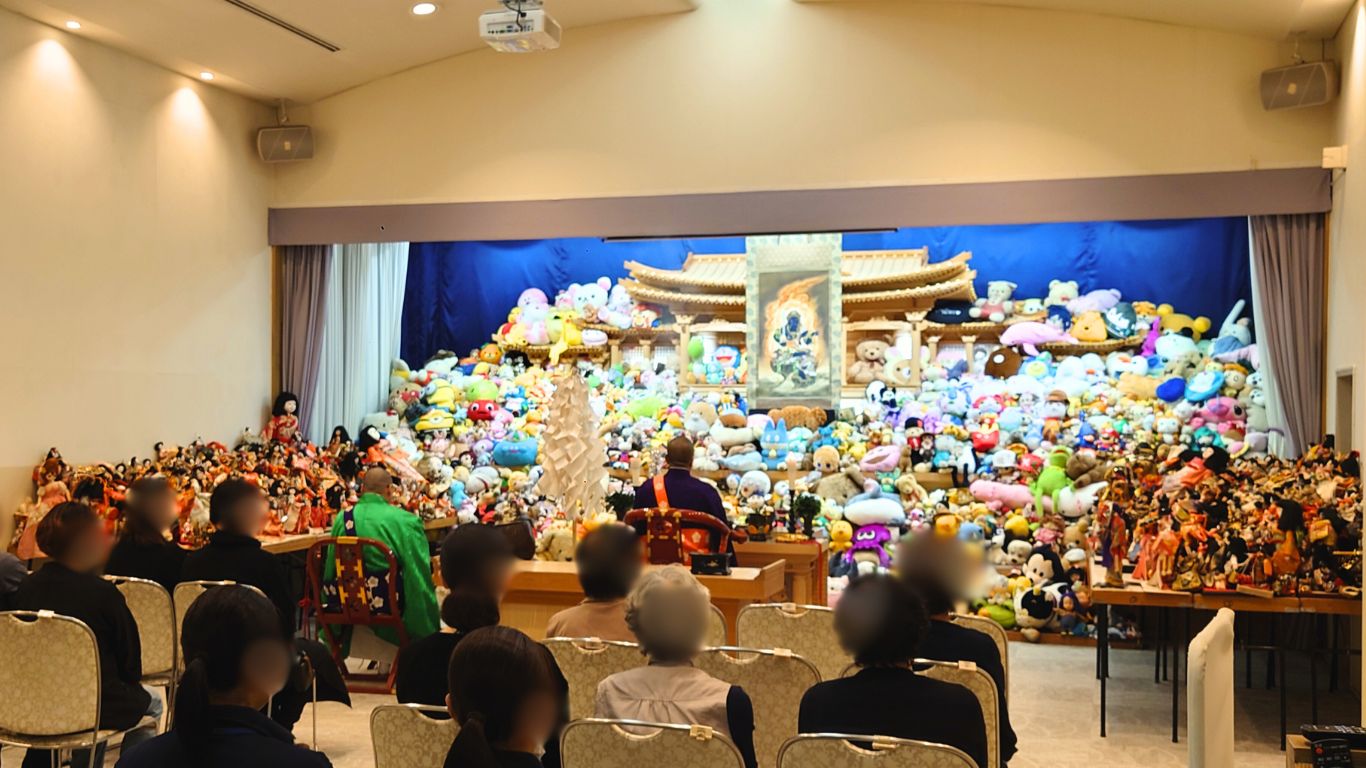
[13,272,1362,645]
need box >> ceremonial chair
[542,638,646,721]
[696,647,820,768]
[560,718,746,768]
[306,536,409,694]
[736,603,848,681]
[950,612,1010,703]
[777,734,978,768]
[917,659,1000,768]
[0,611,159,766]
[622,507,740,565]
[371,704,457,768]
[105,576,176,724]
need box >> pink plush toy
[999,322,1078,356]
[1193,397,1246,433]
[859,444,903,473]
[970,479,1034,511]
[1066,289,1122,315]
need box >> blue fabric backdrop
[401,218,1251,363]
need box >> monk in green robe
[324,468,439,646]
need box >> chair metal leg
[312,677,319,750]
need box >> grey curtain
[279,245,332,439]
[1250,214,1325,456]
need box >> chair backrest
[1188,607,1235,768]
[706,604,728,647]
[371,703,457,768]
[106,576,175,677]
[950,613,1009,702]
[622,508,732,564]
[560,718,745,768]
[542,638,646,720]
[173,581,268,671]
[306,537,406,626]
[696,647,820,768]
[918,659,999,768]
[777,734,978,768]
[0,611,101,736]
[736,603,848,681]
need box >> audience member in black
[443,626,560,768]
[0,551,26,611]
[14,502,159,768]
[106,476,187,593]
[115,586,331,768]
[797,575,988,768]
[181,479,342,730]
[900,533,1017,765]
[395,524,515,707]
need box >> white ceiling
[801,0,1356,41]
[0,0,697,103]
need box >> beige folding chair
[105,576,176,721]
[696,647,820,768]
[918,658,999,768]
[777,733,978,768]
[950,613,1010,702]
[1188,607,1235,768]
[560,718,745,768]
[0,611,157,764]
[707,603,728,647]
[736,603,849,681]
[542,638,646,720]
[371,703,457,768]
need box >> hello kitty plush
[567,278,611,324]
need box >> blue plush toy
[760,420,790,470]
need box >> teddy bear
[883,357,918,387]
[1045,279,1080,308]
[1065,450,1109,487]
[1069,310,1108,342]
[535,520,576,561]
[683,401,718,437]
[1157,305,1213,340]
[847,338,890,384]
[767,405,828,431]
[970,280,1017,323]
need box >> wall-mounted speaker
[257,125,314,162]
[1260,61,1337,111]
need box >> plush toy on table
[263,391,302,444]
[847,338,890,384]
[969,280,1017,323]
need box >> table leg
[1279,625,1287,752]
[1244,613,1252,689]
[1330,615,1340,693]
[1099,606,1109,738]
[1267,621,1276,690]
[1311,616,1320,724]
[1171,608,1184,744]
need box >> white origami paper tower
[537,369,609,520]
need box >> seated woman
[106,476,187,593]
[14,502,160,768]
[116,585,331,767]
[595,566,757,768]
[395,524,516,706]
[443,626,562,768]
[545,524,641,641]
[797,575,988,768]
[900,533,1017,765]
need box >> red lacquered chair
[623,508,744,565]
[305,536,409,694]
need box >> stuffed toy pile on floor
[13,275,1362,643]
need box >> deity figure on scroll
[764,275,825,390]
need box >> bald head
[665,436,695,470]
[362,467,393,497]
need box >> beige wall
[0,8,275,539]
[275,0,1330,208]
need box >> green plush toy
[625,395,667,419]
[979,603,1017,629]
[1030,446,1074,513]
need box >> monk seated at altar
[631,436,736,555]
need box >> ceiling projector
[479,0,561,53]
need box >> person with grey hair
[594,566,757,768]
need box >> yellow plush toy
[828,520,854,554]
[1156,304,1212,340]
[1070,310,1108,342]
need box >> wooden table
[259,515,457,554]
[502,560,786,643]
[733,540,828,606]
[1286,734,1366,767]
[1093,585,1360,750]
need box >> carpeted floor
[5,643,1356,767]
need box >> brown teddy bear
[813,445,866,503]
[1065,450,1110,487]
[767,406,828,431]
[884,357,918,386]
[847,338,890,384]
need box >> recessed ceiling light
[411,2,438,16]
[199,71,215,81]
[64,20,81,30]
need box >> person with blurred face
[116,586,331,767]
[900,533,1017,765]
[106,476,187,592]
[443,626,561,768]
[14,502,160,768]
[545,524,641,642]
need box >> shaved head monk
[631,435,732,551]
